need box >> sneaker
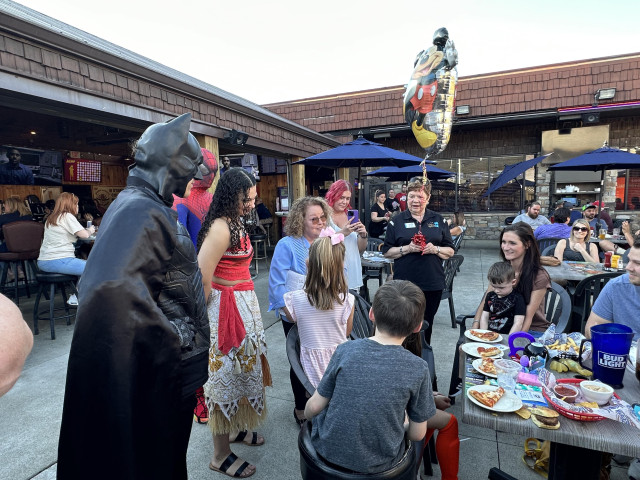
[67,294,78,306]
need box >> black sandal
[209,453,255,478]
[293,408,307,427]
[230,430,264,446]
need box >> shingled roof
[264,52,640,134]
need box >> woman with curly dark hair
[197,168,270,478]
[268,196,330,426]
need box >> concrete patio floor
[0,243,631,479]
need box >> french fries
[545,337,578,353]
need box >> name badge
[404,222,417,229]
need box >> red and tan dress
[203,234,270,434]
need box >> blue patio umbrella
[482,154,552,198]
[295,136,433,211]
[549,145,640,220]
[365,164,455,181]
[295,137,431,169]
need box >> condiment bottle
[604,251,612,268]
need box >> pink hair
[324,180,352,209]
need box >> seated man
[582,203,608,232]
[585,237,640,340]
[512,201,550,231]
[535,207,572,240]
[304,280,435,474]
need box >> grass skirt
[203,288,269,435]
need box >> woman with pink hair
[325,180,368,290]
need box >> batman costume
[57,113,209,480]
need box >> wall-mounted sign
[64,158,101,183]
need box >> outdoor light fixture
[456,105,470,115]
[594,88,616,103]
[223,129,249,146]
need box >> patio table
[462,355,640,480]
[543,261,619,283]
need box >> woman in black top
[553,218,599,262]
[382,180,454,345]
[369,190,390,238]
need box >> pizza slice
[470,386,505,408]
[477,346,501,357]
[479,358,497,375]
[471,330,499,341]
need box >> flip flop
[209,453,255,478]
[230,430,265,446]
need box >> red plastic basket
[542,378,618,422]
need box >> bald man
[0,293,33,397]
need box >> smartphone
[347,209,359,223]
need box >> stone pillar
[337,168,349,181]
[194,134,220,195]
[536,164,551,215]
[603,170,617,206]
[291,156,306,201]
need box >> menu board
[64,158,102,183]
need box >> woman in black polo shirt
[382,180,454,345]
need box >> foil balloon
[403,27,458,158]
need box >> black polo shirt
[382,209,454,291]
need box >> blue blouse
[268,235,311,312]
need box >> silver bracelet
[400,245,404,256]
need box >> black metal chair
[536,237,563,255]
[298,420,416,480]
[570,272,624,333]
[447,281,570,401]
[441,255,465,328]
[505,216,516,225]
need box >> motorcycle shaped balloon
[403,27,458,157]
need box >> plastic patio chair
[348,290,375,340]
[541,244,556,256]
[441,255,465,328]
[537,237,563,255]
[571,272,624,333]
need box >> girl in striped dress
[283,227,355,388]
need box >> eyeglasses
[573,227,589,232]
[309,215,327,225]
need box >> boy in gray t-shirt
[304,280,436,474]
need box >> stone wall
[463,213,515,240]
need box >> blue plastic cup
[580,324,634,388]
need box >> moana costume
[204,233,270,433]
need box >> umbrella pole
[357,165,363,219]
[598,170,604,225]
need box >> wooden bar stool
[250,233,269,275]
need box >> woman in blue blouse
[268,196,330,426]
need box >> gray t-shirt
[312,338,435,473]
[591,274,640,340]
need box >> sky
[12,0,640,106]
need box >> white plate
[467,385,523,413]
[472,358,498,378]
[465,329,503,343]
[461,342,505,359]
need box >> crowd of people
[4,113,640,479]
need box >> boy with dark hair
[304,280,435,474]
[481,261,526,334]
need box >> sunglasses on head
[573,226,589,232]
[309,215,327,225]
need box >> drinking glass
[613,227,621,237]
[495,359,521,393]
[599,228,606,240]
